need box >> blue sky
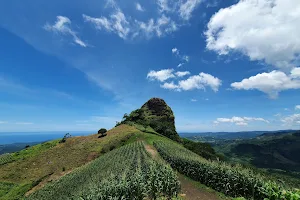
[0,0,300,132]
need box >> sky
[0,0,300,132]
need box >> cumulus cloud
[44,16,87,47]
[214,116,269,126]
[175,71,190,77]
[161,81,180,90]
[161,72,222,92]
[135,2,145,11]
[281,114,300,125]
[147,69,175,82]
[295,105,300,110]
[231,70,300,98]
[291,67,300,77]
[205,0,300,70]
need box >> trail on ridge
[144,143,221,200]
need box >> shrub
[98,128,107,135]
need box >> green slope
[27,141,180,200]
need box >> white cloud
[83,9,130,39]
[15,122,34,125]
[214,116,269,126]
[44,16,87,47]
[172,47,190,65]
[231,70,300,98]
[147,69,175,82]
[295,105,300,110]
[183,55,189,62]
[175,71,190,77]
[179,0,202,20]
[83,0,203,40]
[157,0,172,13]
[172,47,179,55]
[135,2,145,12]
[236,122,248,126]
[284,108,290,111]
[205,0,300,70]
[137,15,177,38]
[0,121,8,124]
[177,63,184,68]
[162,72,222,92]
[281,114,300,125]
[274,113,281,117]
[191,98,197,102]
[161,82,180,90]
[291,67,300,77]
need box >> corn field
[0,153,13,165]
[27,141,180,200]
[154,141,300,200]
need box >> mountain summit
[122,98,180,141]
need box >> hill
[232,131,300,171]
[0,125,140,199]
[0,142,40,155]
[121,97,180,141]
[0,98,299,200]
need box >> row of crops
[0,153,13,165]
[154,140,300,200]
[27,141,180,200]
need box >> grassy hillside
[0,125,141,200]
[154,140,300,200]
[214,131,300,171]
[27,141,180,200]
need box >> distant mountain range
[180,130,295,140]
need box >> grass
[0,124,141,200]
[27,141,180,200]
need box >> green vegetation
[181,138,221,160]
[0,125,140,200]
[0,154,13,166]
[98,128,107,136]
[154,140,300,200]
[27,141,180,200]
[211,131,300,187]
[121,98,180,141]
[59,133,71,143]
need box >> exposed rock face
[123,98,180,141]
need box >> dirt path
[144,144,158,157]
[178,174,222,200]
[144,143,222,200]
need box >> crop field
[27,141,180,200]
[0,154,13,166]
[154,140,300,200]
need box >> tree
[123,113,129,121]
[98,128,107,138]
[59,133,71,143]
